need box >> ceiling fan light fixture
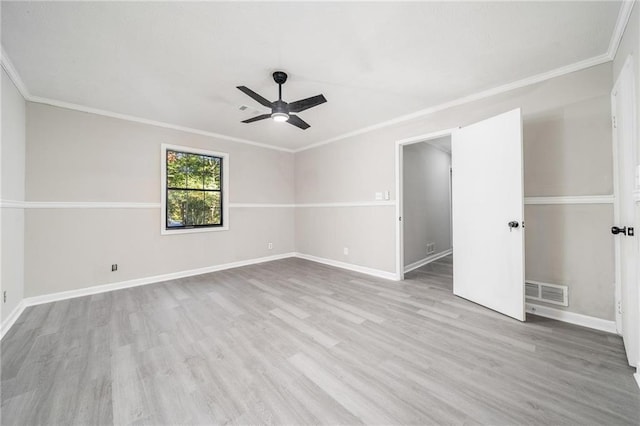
[238,71,326,130]
[271,112,289,122]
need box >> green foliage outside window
[166,150,222,228]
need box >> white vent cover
[525,280,568,306]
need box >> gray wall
[402,139,451,267]
[11,55,620,323]
[24,103,295,297]
[1,69,26,323]
[295,63,615,320]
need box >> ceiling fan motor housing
[271,100,289,121]
[273,71,288,85]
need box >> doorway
[395,129,454,282]
[395,109,526,321]
[400,136,453,284]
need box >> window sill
[161,226,229,235]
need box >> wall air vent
[525,280,568,306]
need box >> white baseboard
[293,252,398,281]
[404,249,453,273]
[1,300,27,340]
[0,252,296,340]
[2,251,400,339]
[24,252,297,307]
[525,303,617,334]
[634,371,640,390]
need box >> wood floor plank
[269,308,339,348]
[2,255,639,425]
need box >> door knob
[508,221,520,230]
[612,226,635,236]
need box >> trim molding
[229,203,296,208]
[3,0,633,156]
[608,1,636,60]
[296,201,396,208]
[296,54,611,153]
[635,372,640,390]
[0,199,396,209]
[30,95,295,153]
[4,201,161,209]
[0,300,27,340]
[0,47,28,98]
[0,200,26,209]
[293,252,398,281]
[20,252,297,308]
[525,303,617,334]
[2,251,622,338]
[0,251,397,339]
[404,249,453,273]
[524,195,615,205]
[0,48,293,154]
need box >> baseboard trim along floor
[1,252,617,339]
[1,252,295,339]
[404,249,454,273]
[293,252,398,281]
[525,303,617,334]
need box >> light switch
[384,190,390,200]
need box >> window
[161,144,229,234]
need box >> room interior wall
[402,139,452,267]
[1,68,26,324]
[294,63,615,321]
[11,48,622,325]
[24,103,295,297]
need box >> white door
[452,108,525,321]
[612,56,638,367]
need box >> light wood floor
[2,256,639,425]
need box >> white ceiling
[1,1,623,151]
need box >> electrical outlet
[426,242,435,255]
[384,190,390,200]
[375,192,383,200]
[267,242,273,250]
[111,264,118,272]
[343,247,349,255]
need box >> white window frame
[160,143,229,235]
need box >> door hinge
[617,300,623,314]
[612,116,617,129]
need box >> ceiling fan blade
[236,86,273,108]
[287,115,310,130]
[242,114,271,123]
[288,94,327,113]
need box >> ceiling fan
[237,71,327,130]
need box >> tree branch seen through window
[166,150,223,229]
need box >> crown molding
[295,2,634,153]
[28,95,294,153]
[0,47,29,99]
[0,47,294,154]
[607,1,636,60]
[295,52,612,153]
[3,1,633,155]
